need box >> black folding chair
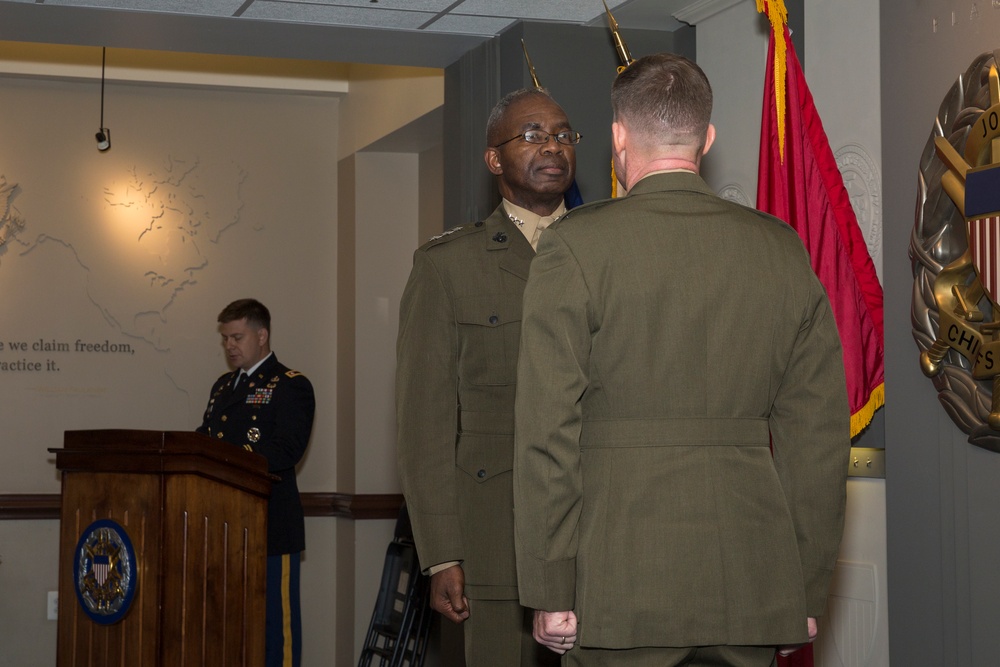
[358,504,433,667]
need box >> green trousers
[463,599,561,667]
[564,644,777,667]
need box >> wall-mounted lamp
[95,128,110,152]
[95,47,110,152]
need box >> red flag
[756,22,885,439]
[778,645,815,667]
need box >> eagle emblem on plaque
[912,51,1000,449]
[73,519,138,624]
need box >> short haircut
[218,298,271,332]
[611,52,713,150]
[486,88,555,147]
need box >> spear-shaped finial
[521,39,542,89]
[603,0,634,71]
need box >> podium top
[51,429,273,498]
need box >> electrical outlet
[47,591,58,621]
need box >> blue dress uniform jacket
[396,204,532,600]
[197,353,315,556]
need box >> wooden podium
[51,430,273,666]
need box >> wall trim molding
[673,0,745,26]
[0,492,403,521]
[300,492,404,520]
[0,494,61,520]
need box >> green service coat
[513,172,850,648]
[396,205,532,600]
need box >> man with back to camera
[395,88,579,666]
[513,53,850,667]
[197,298,315,667]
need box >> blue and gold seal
[73,519,137,625]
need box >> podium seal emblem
[73,519,137,624]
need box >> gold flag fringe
[850,382,884,439]
[757,0,788,162]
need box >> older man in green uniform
[513,54,850,666]
[396,88,578,666]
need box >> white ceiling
[0,0,695,68]
[23,0,692,35]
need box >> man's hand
[777,617,819,657]
[429,565,470,624]
[533,609,578,654]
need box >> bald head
[486,88,558,146]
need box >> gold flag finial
[604,0,633,197]
[521,39,542,90]
[603,0,634,71]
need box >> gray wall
[882,3,1000,665]
[444,21,695,228]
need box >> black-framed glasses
[493,129,583,148]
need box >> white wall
[688,0,769,206]
[0,44,442,667]
[351,151,423,661]
[0,73,340,488]
[0,68,342,665]
[0,520,60,667]
[339,65,444,159]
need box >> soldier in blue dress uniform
[197,298,315,667]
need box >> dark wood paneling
[0,492,403,521]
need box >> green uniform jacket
[513,172,850,648]
[396,205,533,600]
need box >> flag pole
[521,39,543,90]
[603,1,634,197]
[519,40,584,209]
[603,0,635,73]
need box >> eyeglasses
[493,129,583,148]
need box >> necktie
[233,371,245,390]
[530,216,555,250]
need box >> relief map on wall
[0,156,247,373]
[0,174,24,258]
[0,156,247,392]
[98,156,248,349]
[0,73,335,492]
